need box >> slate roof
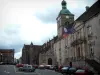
[76,0,100,22]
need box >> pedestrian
[69,62,72,67]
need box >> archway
[48,58,52,65]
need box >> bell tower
[56,0,74,38]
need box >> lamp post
[1,54,3,62]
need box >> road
[0,65,63,75]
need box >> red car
[16,64,24,67]
[32,65,38,69]
[58,65,63,72]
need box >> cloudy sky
[0,0,97,59]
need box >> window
[65,21,69,25]
[87,25,92,36]
[59,19,61,26]
[77,31,80,38]
[57,17,61,26]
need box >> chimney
[85,6,89,11]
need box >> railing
[67,56,85,62]
[85,54,100,64]
[85,57,100,73]
[94,55,100,64]
[71,37,86,46]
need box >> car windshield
[28,66,32,68]
[62,67,69,69]
[76,69,85,73]
[69,67,76,70]
[23,66,27,68]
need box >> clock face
[66,16,69,19]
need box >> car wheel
[30,70,32,72]
[63,73,66,75]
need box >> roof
[32,45,42,49]
[76,0,100,22]
[58,0,74,17]
[24,45,30,49]
[54,36,58,43]
[0,49,14,53]
[59,9,74,16]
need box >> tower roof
[59,0,74,16]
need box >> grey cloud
[35,0,97,23]
[35,7,60,23]
[0,25,24,53]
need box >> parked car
[75,69,94,75]
[16,64,24,67]
[0,62,3,65]
[61,66,70,74]
[58,65,63,72]
[38,65,45,69]
[45,65,51,69]
[68,67,77,75]
[49,65,55,70]
[22,65,35,72]
[32,65,38,69]
[54,65,59,71]
[18,67,23,71]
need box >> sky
[0,0,97,59]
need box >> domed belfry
[56,0,74,38]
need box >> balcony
[71,37,86,46]
[66,56,85,62]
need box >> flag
[63,24,75,38]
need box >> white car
[38,65,45,69]
[22,65,35,72]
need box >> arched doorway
[48,58,52,65]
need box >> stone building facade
[22,42,41,65]
[39,0,100,72]
[53,0,74,66]
[53,0,100,72]
[39,38,56,65]
[0,49,14,64]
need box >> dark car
[18,67,23,71]
[61,66,70,74]
[54,65,59,71]
[68,67,77,75]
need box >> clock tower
[56,0,74,38]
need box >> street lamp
[1,53,3,62]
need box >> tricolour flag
[63,24,75,38]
